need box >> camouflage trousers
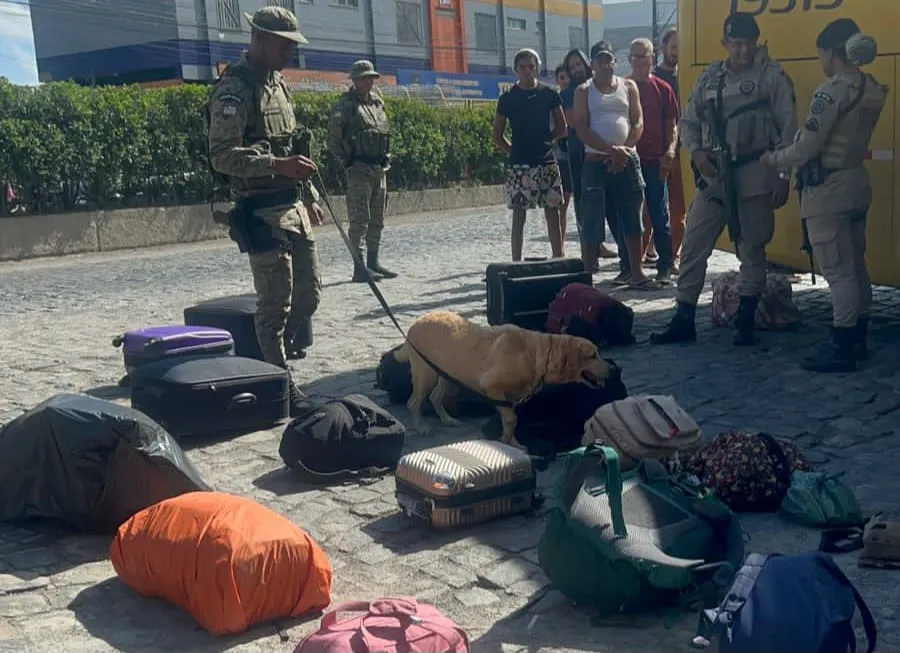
[248,230,321,368]
[346,162,387,251]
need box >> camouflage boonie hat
[350,60,380,80]
[244,6,308,44]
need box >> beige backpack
[582,395,702,469]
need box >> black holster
[231,189,298,255]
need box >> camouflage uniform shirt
[207,53,318,234]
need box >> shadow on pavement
[353,293,485,322]
[0,521,110,580]
[69,576,322,653]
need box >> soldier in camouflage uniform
[326,60,397,282]
[206,6,322,415]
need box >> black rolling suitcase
[183,293,312,360]
[485,258,592,331]
[129,355,290,439]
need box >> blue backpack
[694,552,876,652]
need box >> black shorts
[557,158,573,195]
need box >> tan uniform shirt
[682,46,799,198]
[770,71,888,219]
[207,54,317,234]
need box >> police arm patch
[811,99,826,115]
[814,91,834,104]
[805,118,819,133]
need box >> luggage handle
[319,598,468,652]
[229,392,258,408]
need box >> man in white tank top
[572,41,658,289]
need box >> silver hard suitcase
[394,440,538,528]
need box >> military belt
[695,149,765,192]
[239,189,300,213]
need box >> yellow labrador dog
[393,310,611,446]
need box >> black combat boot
[650,301,697,345]
[284,320,312,361]
[733,296,759,346]
[351,249,384,283]
[854,315,869,361]
[802,326,857,374]
[367,246,398,279]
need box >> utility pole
[652,0,659,50]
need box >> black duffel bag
[482,360,627,457]
[279,394,406,482]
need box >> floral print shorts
[505,162,564,210]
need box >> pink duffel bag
[295,596,469,653]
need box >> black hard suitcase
[485,258,591,331]
[129,355,290,439]
[183,293,312,360]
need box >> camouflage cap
[244,6,308,44]
[350,60,380,80]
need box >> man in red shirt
[628,37,679,282]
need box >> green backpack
[538,444,745,615]
[780,470,864,528]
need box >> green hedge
[0,78,506,216]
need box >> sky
[0,0,38,85]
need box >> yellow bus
[679,0,897,286]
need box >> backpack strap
[692,553,778,648]
[818,554,877,653]
[562,443,626,537]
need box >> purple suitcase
[113,325,235,375]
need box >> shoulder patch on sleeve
[805,118,819,132]
[811,99,827,115]
[814,91,834,104]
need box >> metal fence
[284,80,494,107]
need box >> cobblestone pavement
[1,206,900,652]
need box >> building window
[216,0,241,30]
[329,0,358,7]
[568,26,585,51]
[506,16,526,31]
[474,13,498,51]
[396,1,423,46]
[268,0,296,9]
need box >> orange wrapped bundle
[110,491,332,635]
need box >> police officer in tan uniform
[651,13,799,347]
[327,60,396,282]
[207,6,323,415]
[761,21,887,373]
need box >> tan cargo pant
[806,211,871,327]
[346,162,387,251]
[249,231,321,368]
[676,190,775,305]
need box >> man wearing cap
[651,12,799,347]
[327,60,396,282]
[206,6,323,415]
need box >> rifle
[705,80,742,255]
[795,171,817,285]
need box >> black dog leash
[312,170,520,408]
